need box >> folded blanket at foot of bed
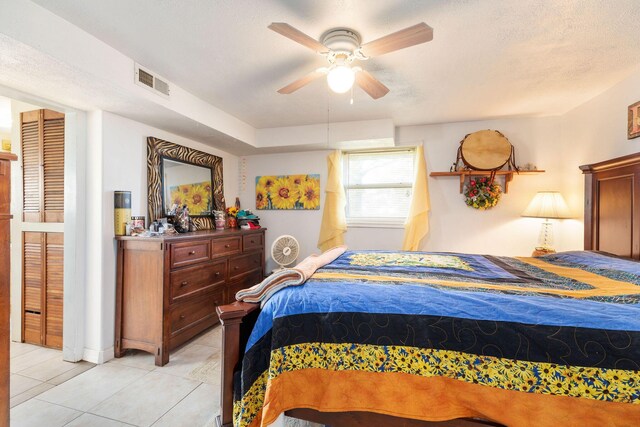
[235,245,347,305]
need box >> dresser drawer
[170,289,223,336]
[226,269,263,304]
[229,252,263,280]
[170,240,210,269]
[212,236,241,258]
[170,261,226,304]
[243,233,263,251]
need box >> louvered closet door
[43,113,65,222]
[22,232,43,345]
[21,109,65,223]
[44,233,63,348]
[21,111,41,222]
[22,232,63,349]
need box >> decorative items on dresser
[0,152,17,426]
[115,228,266,366]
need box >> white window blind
[343,149,415,225]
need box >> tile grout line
[11,353,66,376]
[83,368,157,415]
[44,363,97,386]
[62,412,139,427]
[16,360,83,382]
[9,378,51,402]
[31,366,153,416]
[148,382,205,427]
[32,396,87,413]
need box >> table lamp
[522,191,571,255]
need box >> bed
[216,152,640,427]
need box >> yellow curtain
[318,150,347,251]
[402,145,431,251]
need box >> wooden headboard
[580,152,640,259]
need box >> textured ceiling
[29,0,640,129]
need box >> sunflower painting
[256,174,320,210]
[169,181,212,215]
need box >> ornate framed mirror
[147,137,225,230]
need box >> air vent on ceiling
[134,64,170,98]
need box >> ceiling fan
[269,22,433,100]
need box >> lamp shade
[522,191,571,219]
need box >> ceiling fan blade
[268,23,329,54]
[355,70,390,99]
[277,69,327,94]
[359,23,433,57]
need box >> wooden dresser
[0,152,17,425]
[115,228,266,366]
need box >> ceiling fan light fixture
[270,22,432,99]
[327,65,355,94]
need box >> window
[343,148,415,226]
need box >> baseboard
[83,346,115,364]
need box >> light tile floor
[10,326,223,427]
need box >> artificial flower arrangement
[226,206,239,228]
[464,177,502,210]
[226,206,239,218]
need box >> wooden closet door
[22,232,63,349]
[22,232,43,345]
[21,109,64,223]
[21,111,41,222]
[44,233,64,348]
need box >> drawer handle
[250,240,255,244]
[179,314,186,320]
[254,259,259,264]
[214,300,219,305]
[215,272,221,277]
[188,251,196,255]
[224,244,230,249]
[180,281,188,287]
[234,266,239,270]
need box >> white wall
[240,151,328,272]
[244,66,640,264]
[243,115,579,268]
[82,111,239,362]
[397,116,577,256]
[558,65,640,250]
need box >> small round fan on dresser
[271,235,299,270]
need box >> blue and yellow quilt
[235,250,640,427]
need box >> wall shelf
[429,170,545,193]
